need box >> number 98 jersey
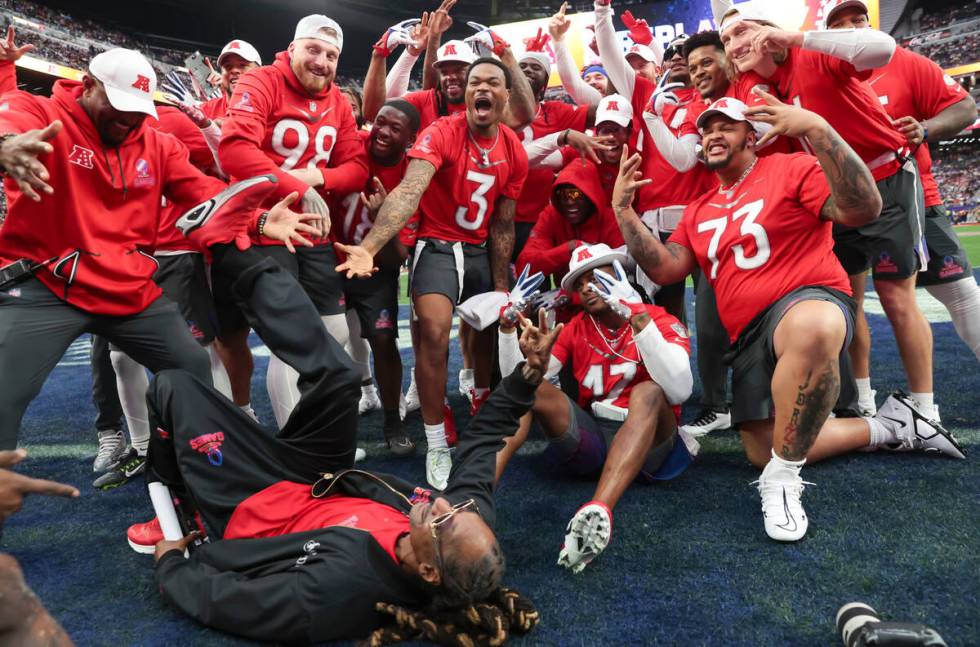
[408,113,528,245]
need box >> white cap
[595,94,633,128]
[89,48,158,118]
[217,39,262,67]
[562,243,631,292]
[520,51,552,76]
[436,40,477,66]
[695,97,771,138]
[822,0,869,28]
[719,1,774,35]
[625,43,658,64]
[294,14,343,52]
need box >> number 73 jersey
[669,153,851,343]
[408,112,528,245]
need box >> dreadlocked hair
[357,587,540,647]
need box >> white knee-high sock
[266,353,301,430]
[926,276,980,360]
[206,343,233,400]
[322,313,350,350]
[345,310,372,381]
[109,350,150,454]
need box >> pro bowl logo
[134,158,155,188]
[189,431,225,466]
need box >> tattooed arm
[489,197,516,291]
[612,150,696,285]
[335,159,435,278]
[745,87,880,227]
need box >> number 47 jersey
[408,112,528,245]
[669,153,852,344]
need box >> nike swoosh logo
[775,488,797,532]
[881,415,908,430]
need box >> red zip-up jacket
[0,80,227,315]
[219,51,368,246]
[516,159,624,281]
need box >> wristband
[257,211,269,237]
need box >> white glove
[301,187,331,239]
[528,288,570,314]
[651,81,686,116]
[500,265,546,325]
[375,18,421,56]
[588,260,646,320]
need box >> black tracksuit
[149,245,537,644]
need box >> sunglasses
[556,187,585,201]
[430,498,478,573]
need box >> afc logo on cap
[606,100,619,111]
[576,248,593,262]
[229,41,241,49]
[444,44,457,55]
[131,74,151,93]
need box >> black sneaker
[384,424,416,457]
[93,447,146,490]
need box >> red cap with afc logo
[88,48,158,118]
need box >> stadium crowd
[0,0,978,644]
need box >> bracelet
[257,211,269,237]
[922,125,929,142]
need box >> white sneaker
[239,404,259,423]
[679,408,731,438]
[754,458,810,542]
[404,369,420,413]
[354,447,367,463]
[558,502,612,573]
[399,393,408,421]
[358,384,382,415]
[425,447,452,490]
[857,389,878,417]
[458,368,475,403]
[875,392,964,459]
[94,430,127,473]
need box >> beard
[705,140,747,171]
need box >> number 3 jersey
[219,51,368,245]
[550,304,689,417]
[407,112,529,245]
[670,153,851,343]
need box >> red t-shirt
[219,51,368,245]
[515,100,590,223]
[867,46,970,207]
[670,153,850,342]
[408,113,528,245]
[200,94,228,121]
[404,88,467,131]
[224,481,410,564]
[551,303,689,415]
[734,49,906,181]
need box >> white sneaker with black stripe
[875,392,964,459]
[753,455,811,542]
[680,408,731,437]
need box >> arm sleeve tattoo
[362,159,436,254]
[489,197,516,290]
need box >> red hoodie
[0,80,227,315]
[517,159,624,281]
[219,51,368,245]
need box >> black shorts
[410,238,492,305]
[833,160,926,280]
[727,286,858,425]
[258,245,346,316]
[210,258,248,336]
[153,253,217,345]
[541,394,691,482]
[917,205,973,286]
[344,264,400,339]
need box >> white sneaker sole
[127,538,156,555]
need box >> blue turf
[5,280,979,646]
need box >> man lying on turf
[134,229,542,643]
[495,242,697,573]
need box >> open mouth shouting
[473,95,494,119]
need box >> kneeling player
[614,96,964,542]
[496,244,696,573]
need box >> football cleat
[679,408,731,438]
[176,174,277,250]
[93,447,146,490]
[875,392,964,459]
[425,447,452,491]
[93,429,127,473]
[753,458,811,542]
[127,516,163,555]
[403,368,421,413]
[358,384,382,415]
[558,501,612,573]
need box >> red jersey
[734,49,906,181]
[224,481,409,564]
[551,304,689,414]
[408,113,528,245]
[515,100,590,223]
[403,88,467,131]
[0,60,16,95]
[219,51,368,245]
[199,93,228,121]
[669,153,850,342]
[149,106,220,252]
[332,132,411,245]
[0,81,226,315]
[517,159,624,280]
[868,46,970,207]
[636,116,713,213]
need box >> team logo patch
[939,255,964,279]
[606,100,619,111]
[233,90,254,113]
[187,321,205,340]
[576,248,593,262]
[134,158,155,187]
[444,44,458,55]
[671,322,690,339]
[875,251,898,274]
[69,145,95,169]
[417,133,433,154]
[375,308,394,330]
[189,431,225,466]
[131,74,151,93]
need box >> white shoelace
[96,432,123,462]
